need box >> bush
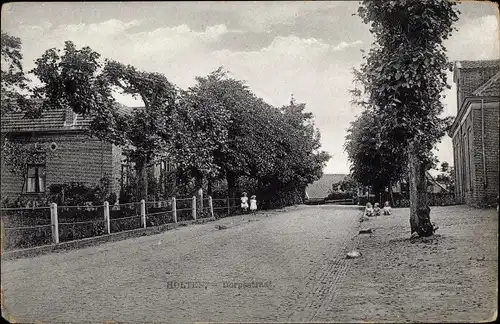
[49,176,117,206]
[326,191,353,201]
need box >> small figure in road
[250,195,258,215]
[241,192,249,213]
[373,202,381,216]
[365,202,374,217]
[383,201,392,215]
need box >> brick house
[450,60,500,207]
[1,106,124,203]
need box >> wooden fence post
[104,201,111,234]
[227,197,230,216]
[50,202,59,244]
[208,196,214,219]
[172,197,177,223]
[198,188,203,217]
[192,196,197,220]
[140,199,146,228]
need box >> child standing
[250,195,257,215]
[241,192,249,213]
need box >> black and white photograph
[1,1,498,323]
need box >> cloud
[332,40,364,51]
[4,17,386,174]
[234,2,339,32]
[4,3,497,174]
[446,14,499,61]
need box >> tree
[435,161,454,192]
[354,0,459,236]
[29,42,178,200]
[1,31,32,116]
[1,31,47,184]
[183,67,262,199]
[172,74,231,210]
[256,97,330,208]
[101,60,178,200]
[345,109,406,204]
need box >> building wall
[1,132,119,202]
[452,108,475,205]
[471,101,499,206]
[453,100,499,207]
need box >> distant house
[305,174,347,199]
[450,60,499,206]
[1,104,174,204]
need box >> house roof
[306,174,347,198]
[1,108,92,133]
[453,59,500,84]
[455,60,500,69]
[472,71,500,96]
[1,101,139,133]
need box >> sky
[2,1,499,174]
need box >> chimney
[64,107,77,126]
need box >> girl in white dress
[250,195,257,215]
[241,192,249,213]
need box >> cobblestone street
[2,205,363,323]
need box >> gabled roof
[455,60,500,69]
[1,101,139,133]
[306,174,347,198]
[1,108,91,133]
[472,71,500,96]
[453,59,500,83]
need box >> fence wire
[2,196,241,251]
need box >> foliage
[353,0,459,163]
[29,42,178,200]
[353,0,459,235]
[172,69,231,182]
[173,68,330,209]
[1,136,47,175]
[328,174,358,200]
[48,177,117,206]
[1,31,33,116]
[326,191,353,201]
[5,39,330,212]
[345,109,406,193]
[434,161,455,192]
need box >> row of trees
[346,0,459,237]
[1,31,330,209]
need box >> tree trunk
[227,172,236,202]
[389,181,395,207]
[408,142,433,237]
[207,177,213,197]
[171,170,177,197]
[136,158,148,201]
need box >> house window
[26,164,46,193]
